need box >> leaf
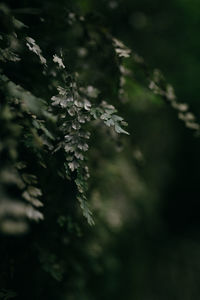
[22,190,43,207]
[104,118,114,127]
[13,17,28,29]
[26,36,47,66]
[4,78,46,115]
[53,54,65,69]
[114,124,129,135]
[68,160,79,171]
[77,195,94,226]
[26,205,44,221]
[112,37,131,58]
[0,48,20,62]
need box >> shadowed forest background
[1,0,200,299]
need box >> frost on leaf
[53,54,65,69]
[0,164,44,235]
[77,195,94,226]
[147,71,200,132]
[51,86,73,108]
[22,186,43,208]
[68,161,79,171]
[0,48,21,62]
[26,37,47,66]
[91,101,129,135]
[112,37,131,58]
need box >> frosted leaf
[74,99,83,108]
[53,54,65,69]
[57,86,66,95]
[112,38,131,58]
[185,112,195,121]
[149,81,157,90]
[112,38,126,48]
[85,115,91,122]
[72,121,81,130]
[51,96,67,108]
[0,168,25,189]
[120,77,125,86]
[0,200,27,218]
[75,179,85,194]
[74,152,84,160]
[79,132,90,139]
[100,113,110,121]
[64,143,76,152]
[26,205,44,221]
[84,166,89,173]
[83,99,91,111]
[185,122,199,130]
[112,115,124,122]
[0,219,28,234]
[114,124,129,135]
[119,65,131,75]
[78,142,88,151]
[0,48,21,62]
[51,95,72,108]
[115,48,131,58]
[166,85,176,101]
[148,81,162,94]
[78,115,86,123]
[67,107,76,116]
[22,191,43,207]
[104,118,115,126]
[27,186,42,197]
[26,37,47,66]
[64,135,73,142]
[77,196,94,226]
[172,101,188,112]
[178,112,195,122]
[101,101,115,110]
[90,108,99,119]
[178,103,189,112]
[68,161,79,171]
[22,173,37,184]
[66,155,74,161]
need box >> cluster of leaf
[123,49,200,133]
[0,3,129,233]
[111,31,200,134]
[0,73,45,233]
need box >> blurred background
[85,0,200,299]
[1,0,200,299]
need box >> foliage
[1,1,200,300]
[0,2,130,232]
